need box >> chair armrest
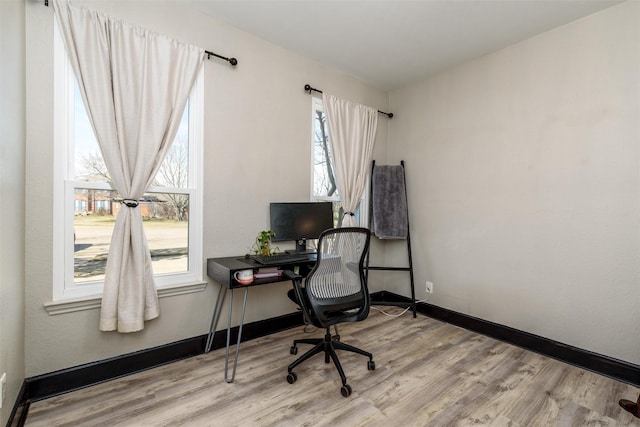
[283,269,315,326]
[283,270,302,281]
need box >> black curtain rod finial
[304,84,322,95]
[205,50,238,67]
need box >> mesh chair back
[305,227,371,326]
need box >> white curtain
[53,0,205,332]
[322,93,378,227]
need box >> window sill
[44,281,208,315]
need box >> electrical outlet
[425,281,433,294]
[0,373,6,409]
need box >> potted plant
[249,230,277,256]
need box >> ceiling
[189,0,622,91]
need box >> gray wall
[24,0,388,377]
[388,1,640,364]
[0,0,26,424]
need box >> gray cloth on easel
[372,165,408,239]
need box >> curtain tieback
[343,211,355,217]
[123,199,139,208]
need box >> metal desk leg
[205,285,227,353]
[224,287,249,383]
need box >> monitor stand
[285,239,317,255]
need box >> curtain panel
[53,0,205,332]
[322,93,378,227]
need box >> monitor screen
[269,202,334,253]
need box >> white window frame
[52,20,204,306]
[310,96,368,227]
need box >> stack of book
[254,268,283,279]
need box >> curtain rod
[304,84,393,118]
[44,0,238,67]
[205,51,238,66]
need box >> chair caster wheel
[368,360,376,370]
[287,372,297,384]
[341,384,352,397]
[290,346,298,355]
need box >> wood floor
[25,308,640,426]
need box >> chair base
[287,327,374,397]
[619,394,640,418]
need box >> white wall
[0,0,26,423]
[24,0,388,377]
[388,1,640,364]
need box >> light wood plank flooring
[26,308,640,426]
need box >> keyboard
[253,253,310,265]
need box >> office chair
[285,227,374,397]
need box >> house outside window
[311,97,366,227]
[53,22,203,301]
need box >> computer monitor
[269,202,334,254]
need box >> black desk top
[206,254,316,288]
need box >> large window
[53,23,203,301]
[311,97,366,227]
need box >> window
[310,97,366,227]
[53,23,203,301]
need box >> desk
[205,255,316,382]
